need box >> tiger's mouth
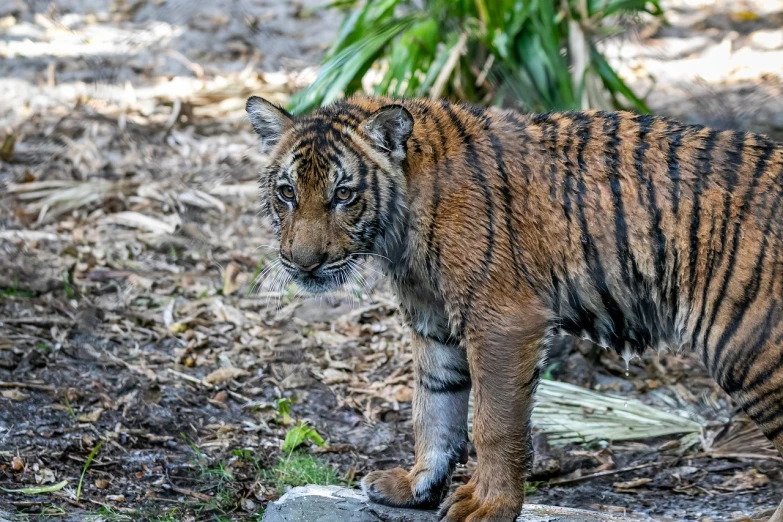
[279,255,353,294]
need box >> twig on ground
[168,484,212,502]
[167,368,214,389]
[0,381,57,393]
[548,462,660,486]
[690,452,783,462]
[0,317,74,325]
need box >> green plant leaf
[77,441,103,501]
[590,46,651,112]
[282,422,327,453]
[298,0,661,113]
[289,14,421,113]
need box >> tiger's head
[246,96,413,293]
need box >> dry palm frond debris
[467,380,706,446]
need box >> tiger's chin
[292,278,340,294]
[286,270,345,295]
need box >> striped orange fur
[246,94,783,522]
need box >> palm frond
[468,380,705,446]
[292,0,663,113]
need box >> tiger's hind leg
[766,432,783,522]
[706,306,783,522]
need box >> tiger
[245,93,783,522]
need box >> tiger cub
[246,94,783,522]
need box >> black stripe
[694,131,747,358]
[753,390,783,426]
[712,145,778,381]
[542,118,559,202]
[524,367,541,390]
[605,113,630,287]
[381,175,399,230]
[418,372,471,394]
[441,102,495,331]
[366,165,382,242]
[604,113,651,347]
[489,132,527,289]
[419,329,462,348]
[574,113,626,349]
[666,121,686,216]
[638,119,668,291]
[424,109,449,279]
[703,136,767,368]
[734,275,783,396]
[765,419,783,441]
[633,115,654,207]
[563,275,600,341]
[687,130,720,303]
[721,304,779,397]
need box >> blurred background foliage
[290,0,663,114]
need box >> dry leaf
[321,368,351,384]
[204,367,248,385]
[212,300,244,326]
[222,262,241,296]
[2,389,29,401]
[34,467,56,484]
[78,408,104,423]
[718,470,769,492]
[394,386,413,403]
[102,211,179,234]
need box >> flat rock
[261,485,648,522]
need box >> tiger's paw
[361,467,447,509]
[437,483,521,522]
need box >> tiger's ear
[360,105,414,163]
[246,96,293,149]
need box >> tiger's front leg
[438,311,547,522]
[362,331,471,508]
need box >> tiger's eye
[279,185,295,201]
[335,187,353,202]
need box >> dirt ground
[2,1,783,521]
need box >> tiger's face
[246,96,413,293]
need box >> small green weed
[88,506,133,520]
[525,481,545,495]
[541,362,560,381]
[282,422,326,453]
[274,397,292,425]
[63,271,76,300]
[63,395,77,420]
[203,460,234,486]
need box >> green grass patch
[270,454,339,492]
[0,277,35,298]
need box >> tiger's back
[246,94,783,521]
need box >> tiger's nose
[297,261,321,272]
[290,251,327,272]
